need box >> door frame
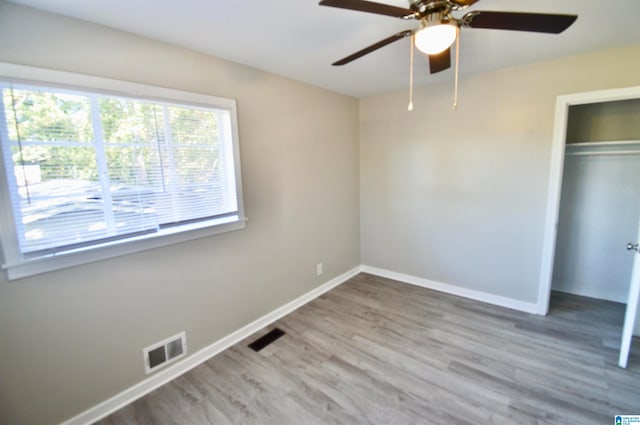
[538,85,640,315]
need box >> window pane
[100,98,165,234]
[106,145,161,235]
[161,106,235,224]
[14,146,107,253]
[99,98,163,144]
[2,88,92,142]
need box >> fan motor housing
[409,0,470,17]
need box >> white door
[619,222,640,368]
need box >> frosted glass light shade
[414,23,457,55]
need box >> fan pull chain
[453,26,460,110]
[408,34,415,111]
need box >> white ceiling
[8,0,640,97]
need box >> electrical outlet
[316,263,323,276]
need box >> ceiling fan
[319,0,577,108]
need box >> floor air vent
[143,331,187,374]
[249,328,286,352]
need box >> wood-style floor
[96,273,640,425]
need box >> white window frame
[0,63,246,280]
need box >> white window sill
[2,216,247,280]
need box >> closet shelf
[565,140,640,157]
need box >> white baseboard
[361,265,540,315]
[60,266,362,425]
[551,284,626,304]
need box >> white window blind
[0,67,245,279]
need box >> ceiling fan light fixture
[414,17,457,55]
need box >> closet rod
[565,150,640,156]
[567,140,640,147]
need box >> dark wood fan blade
[428,48,451,74]
[319,0,414,18]
[333,30,412,65]
[464,11,577,33]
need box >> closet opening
[541,91,640,367]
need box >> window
[0,64,245,279]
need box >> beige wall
[0,2,360,424]
[360,44,640,304]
